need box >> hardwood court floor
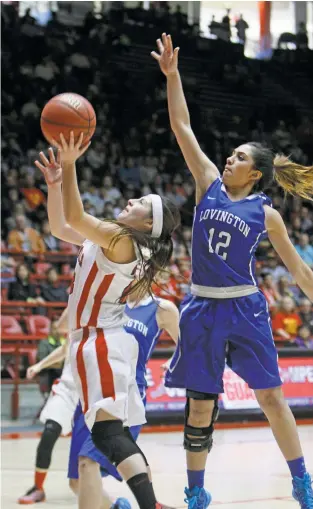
[2,426,312,508]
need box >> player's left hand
[52,131,90,165]
[26,364,41,379]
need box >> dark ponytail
[108,197,181,300]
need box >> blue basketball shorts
[67,385,146,480]
[165,291,282,394]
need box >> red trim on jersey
[76,262,98,329]
[76,328,90,414]
[87,273,115,327]
[95,328,115,400]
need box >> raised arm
[35,148,84,246]
[265,206,313,301]
[152,33,219,202]
[53,133,132,258]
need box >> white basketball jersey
[68,240,139,332]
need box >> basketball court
[2,425,312,508]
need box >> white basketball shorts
[40,379,78,436]
[69,326,146,430]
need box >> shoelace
[294,477,313,509]
[184,488,201,508]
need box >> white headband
[149,194,163,239]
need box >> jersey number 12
[208,228,231,260]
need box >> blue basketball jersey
[191,177,272,287]
[125,297,161,387]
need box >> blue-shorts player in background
[67,285,179,508]
[152,33,313,509]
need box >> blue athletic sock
[287,457,307,479]
[187,470,205,490]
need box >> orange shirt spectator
[8,214,46,254]
[272,296,302,341]
[20,174,46,211]
[21,187,46,211]
[260,273,281,310]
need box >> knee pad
[36,419,62,469]
[91,420,141,467]
[184,393,219,453]
[124,426,149,467]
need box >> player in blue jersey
[67,287,179,508]
[152,33,313,509]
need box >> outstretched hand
[35,147,62,187]
[26,364,41,380]
[151,32,179,77]
[51,131,90,165]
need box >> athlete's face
[117,195,153,232]
[222,144,262,188]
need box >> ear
[250,169,262,182]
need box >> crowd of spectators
[1,3,313,350]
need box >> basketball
[40,93,96,147]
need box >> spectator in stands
[175,258,191,297]
[20,174,46,213]
[235,14,249,47]
[36,319,66,396]
[39,268,68,303]
[296,22,309,49]
[222,8,231,42]
[294,325,313,349]
[272,120,292,150]
[260,273,281,310]
[101,175,121,203]
[298,298,313,333]
[152,270,180,305]
[8,263,38,302]
[7,215,46,254]
[277,276,295,300]
[41,220,59,251]
[0,243,17,287]
[300,206,313,234]
[295,233,313,267]
[272,296,302,342]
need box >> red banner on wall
[145,357,313,413]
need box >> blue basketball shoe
[184,486,212,509]
[112,498,131,509]
[292,473,313,509]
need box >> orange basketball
[40,93,96,147]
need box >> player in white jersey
[36,134,180,509]
[17,308,78,504]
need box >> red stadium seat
[1,316,23,335]
[25,315,51,336]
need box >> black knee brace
[184,391,219,453]
[91,420,142,467]
[124,426,149,467]
[36,419,62,470]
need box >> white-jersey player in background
[17,308,78,504]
